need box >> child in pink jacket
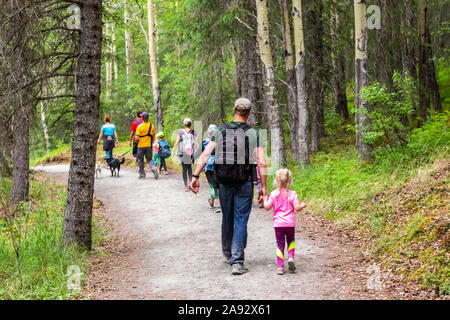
[263,168,307,275]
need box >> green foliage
[355,72,418,151]
[0,176,103,299]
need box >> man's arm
[256,146,267,196]
[190,141,216,194]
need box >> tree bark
[292,0,309,166]
[354,0,372,161]
[309,0,324,153]
[63,0,103,250]
[256,0,286,168]
[147,0,163,130]
[111,23,118,80]
[330,0,349,120]
[246,35,259,127]
[417,0,441,124]
[124,5,132,84]
[280,0,299,160]
[105,22,112,100]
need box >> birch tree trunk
[40,101,50,153]
[63,0,103,250]
[147,0,163,130]
[292,0,309,166]
[279,0,299,160]
[256,0,286,168]
[354,0,372,160]
[105,22,112,100]
[124,5,132,84]
[111,23,118,80]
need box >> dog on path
[95,161,102,179]
[107,157,125,177]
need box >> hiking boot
[288,257,296,273]
[276,267,284,275]
[152,169,159,179]
[231,263,248,275]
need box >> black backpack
[213,123,255,187]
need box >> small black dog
[107,157,125,177]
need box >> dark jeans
[182,163,192,186]
[219,180,253,265]
[160,157,167,172]
[136,147,156,176]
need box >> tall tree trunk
[239,39,249,98]
[124,5,132,84]
[309,0,324,153]
[230,39,241,96]
[147,0,163,130]
[105,22,112,100]
[280,0,299,160]
[292,0,309,166]
[256,0,286,168]
[111,23,118,80]
[417,0,441,124]
[9,0,33,206]
[40,101,50,153]
[246,35,259,127]
[330,0,349,120]
[354,0,372,161]
[63,0,103,250]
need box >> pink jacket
[266,189,300,228]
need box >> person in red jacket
[129,111,143,159]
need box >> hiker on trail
[190,98,267,275]
[97,115,119,165]
[174,118,198,191]
[263,168,307,275]
[135,112,159,180]
[156,131,170,175]
[202,124,220,213]
[153,132,161,172]
[129,111,143,160]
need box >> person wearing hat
[157,131,170,175]
[174,117,198,191]
[129,111,143,160]
[190,98,267,275]
[135,112,159,179]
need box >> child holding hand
[263,168,307,275]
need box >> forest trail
[35,164,406,300]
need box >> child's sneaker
[276,267,284,275]
[288,257,296,273]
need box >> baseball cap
[207,124,217,134]
[183,118,192,126]
[234,98,252,111]
[141,112,149,118]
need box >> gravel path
[35,164,417,300]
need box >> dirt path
[35,164,418,300]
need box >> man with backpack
[190,98,267,275]
[135,112,159,179]
[129,111,143,160]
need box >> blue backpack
[158,140,171,159]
